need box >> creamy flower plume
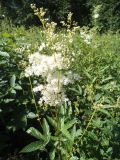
[25,50,80,106]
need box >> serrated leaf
[20,140,45,153]
[10,75,16,88]
[27,127,44,140]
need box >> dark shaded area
[0,0,120,31]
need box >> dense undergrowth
[0,7,120,160]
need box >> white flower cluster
[93,13,99,19]
[93,5,101,19]
[25,49,80,106]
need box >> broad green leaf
[49,148,56,160]
[60,105,65,116]
[98,109,111,117]
[88,132,98,141]
[14,85,22,90]
[10,74,16,88]
[2,32,11,37]
[27,127,44,140]
[60,117,64,130]
[47,116,57,129]
[71,125,76,139]
[42,118,50,136]
[61,128,71,141]
[77,84,82,95]
[0,51,10,57]
[58,106,65,129]
[11,89,16,94]
[69,88,80,95]
[20,140,45,153]
[65,119,77,130]
[51,136,58,141]
[64,140,73,152]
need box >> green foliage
[0,24,43,157]
[21,105,81,159]
[87,0,120,31]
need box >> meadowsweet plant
[25,4,80,107]
[20,5,84,159]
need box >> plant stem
[28,76,41,126]
[79,107,97,141]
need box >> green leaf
[71,125,76,139]
[47,116,57,129]
[27,112,38,119]
[95,93,102,101]
[14,85,22,90]
[88,132,98,141]
[20,140,45,153]
[65,119,77,130]
[10,74,16,88]
[69,88,80,95]
[77,84,82,95]
[75,128,82,137]
[101,76,113,84]
[84,70,92,80]
[2,32,11,38]
[27,127,44,140]
[98,109,111,117]
[11,89,16,94]
[49,148,56,160]
[42,118,50,136]
[60,105,65,116]
[61,128,71,141]
[0,51,10,57]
